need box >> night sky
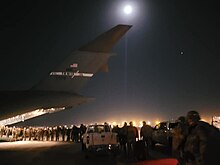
[0,0,219,126]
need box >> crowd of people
[110,110,220,165]
[0,124,86,142]
[1,110,220,165]
[111,120,153,159]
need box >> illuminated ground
[0,141,175,165]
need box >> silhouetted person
[104,122,110,132]
[79,124,86,142]
[71,125,80,142]
[140,121,153,156]
[61,126,66,141]
[127,121,138,158]
[66,127,71,142]
[183,110,220,165]
[172,116,188,165]
[119,122,128,154]
[55,126,60,141]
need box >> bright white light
[155,120,160,125]
[112,122,117,126]
[139,121,143,127]
[124,5,132,14]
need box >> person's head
[143,121,146,126]
[177,116,186,123]
[186,110,201,125]
[123,122,127,126]
[129,121,133,126]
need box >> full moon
[123,5,132,14]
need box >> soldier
[72,125,80,142]
[12,127,16,140]
[119,122,128,154]
[182,110,219,165]
[112,125,120,133]
[41,128,45,141]
[104,122,110,132]
[172,116,188,165]
[66,126,71,142]
[0,126,4,138]
[55,126,60,141]
[140,121,153,156]
[61,126,66,141]
[28,127,32,141]
[23,127,27,141]
[6,126,10,138]
[127,121,138,158]
[50,127,55,141]
[79,124,86,142]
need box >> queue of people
[0,124,86,142]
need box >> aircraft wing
[32,24,132,93]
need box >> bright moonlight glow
[124,5,132,14]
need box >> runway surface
[0,141,177,165]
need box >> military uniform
[183,122,209,165]
[172,120,188,164]
[140,123,153,154]
[127,122,138,157]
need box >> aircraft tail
[79,24,132,52]
[32,24,132,93]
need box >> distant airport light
[155,120,160,125]
[139,121,143,127]
[133,121,136,127]
[112,122,117,126]
[121,121,127,126]
[147,121,151,125]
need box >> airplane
[0,24,132,126]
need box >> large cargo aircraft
[0,24,132,125]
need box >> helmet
[177,116,186,123]
[186,110,201,122]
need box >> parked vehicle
[81,124,119,154]
[151,121,178,149]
